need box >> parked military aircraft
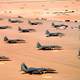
[18,27,35,32]
[52,22,68,29]
[21,63,57,74]
[0,26,11,29]
[0,56,10,61]
[4,36,25,43]
[37,42,62,50]
[45,30,64,37]
[28,20,42,25]
[8,18,23,23]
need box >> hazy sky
[0,0,47,2]
[0,0,76,2]
[0,0,79,3]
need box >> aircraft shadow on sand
[36,42,62,50]
[21,63,57,75]
[4,36,26,44]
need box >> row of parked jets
[0,18,65,50]
[0,17,79,75]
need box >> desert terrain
[0,0,80,80]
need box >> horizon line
[0,0,78,3]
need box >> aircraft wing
[27,68,47,72]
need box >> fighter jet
[4,36,25,44]
[18,27,35,32]
[8,18,23,23]
[37,42,62,50]
[0,26,11,29]
[45,30,64,37]
[21,63,57,74]
[28,20,42,25]
[52,22,68,29]
[0,56,10,61]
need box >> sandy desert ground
[0,0,80,80]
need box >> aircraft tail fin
[45,30,50,34]
[37,42,42,48]
[4,36,8,41]
[18,27,22,31]
[28,20,31,24]
[52,22,55,26]
[21,63,28,72]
